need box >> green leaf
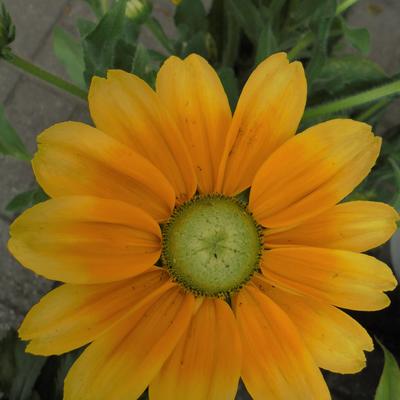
[9,340,47,400]
[342,19,370,54]
[113,39,136,71]
[289,0,336,23]
[77,18,97,38]
[53,351,82,399]
[255,24,278,65]
[5,187,48,214]
[131,43,151,79]
[82,0,128,83]
[226,0,263,43]
[179,31,209,58]
[0,104,30,161]
[306,0,338,84]
[0,331,17,393]
[53,27,86,88]
[388,158,400,211]
[174,0,207,34]
[375,340,400,400]
[0,1,16,51]
[312,56,387,96]
[218,66,239,110]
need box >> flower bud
[125,0,152,23]
[0,3,15,53]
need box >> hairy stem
[303,80,400,121]
[2,50,87,100]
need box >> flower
[8,52,398,400]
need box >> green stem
[2,50,87,100]
[336,0,361,15]
[356,98,391,122]
[303,79,400,121]
[145,17,175,54]
[287,33,313,61]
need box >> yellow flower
[8,53,398,400]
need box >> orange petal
[254,274,374,373]
[265,201,398,251]
[250,119,381,228]
[262,247,397,311]
[89,70,197,203]
[149,298,241,400]
[19,268,174,355]
[156,54,232,194]
[8,196,161,283]
[234,285,330,400]
[217,52,306,195]
[32,122,175,222]
[64,287,195,400]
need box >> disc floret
[162,195,263,297]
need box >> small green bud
[125,0,152,24]
[0,2,15,54]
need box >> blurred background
[0,1,399,399]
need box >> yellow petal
[250,119,381,228]
[8,196,161,283]
[150,298,241,400]
[217,52,307,195]
[32,122,175,222]
[254,274,374,373]
[64,287,195,400]
[234,285,330,400]
[20,268,174,355]
[89,70,197,203]
[156,54,232,194]
[262,247,397,311]
[265,201,398,251]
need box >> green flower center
[162,195,263,297]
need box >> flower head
[9,52,398,399]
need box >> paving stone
[70,102,91,123]
[348,0,400,75]
[58,0,94,36]
[0,63,20,104]
[4,78,77,153]
[0,156,33,211]
[3,0,71,59]
[0,0,71,103]
[348,0,400,133]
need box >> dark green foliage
[218,66,239,110]
[0,1,16,52]
[375,340,400,400]
[53,27,86,88]
[5,187,48,215]
[0,105,30,161]
[81,0,128,83]
[0,332,47,400]
[350,124,400,208]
